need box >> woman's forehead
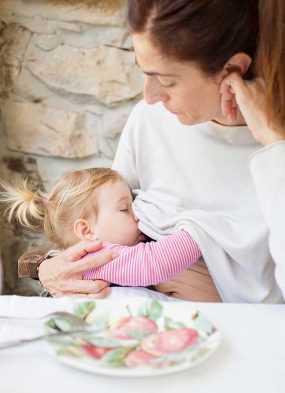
[133,33,177,72]
[132,32,200,78]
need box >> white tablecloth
[0,287,284,393]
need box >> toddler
[0,168,201,287]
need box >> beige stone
[0,14,59,35]
[0,0,139,295]
[34,34,61,52]
[2,101,100,158]
[60,26,129,49]
[101,102,135,137]
[0,24,31,66]
[0,24,32,97]
[0,0,126,27]
[25,42,142,106]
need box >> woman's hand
[155,267,221,302]
[220,73,285,146]
[38,240,114,297]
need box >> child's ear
[73,219,97,241]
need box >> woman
[221,0,285,297]
[37,0,285,302]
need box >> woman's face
[133,32,226,125]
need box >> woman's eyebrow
[135,57,178,77]
[144,70,177,77]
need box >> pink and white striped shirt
[83,230,201,286]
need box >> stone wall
[0,0,142,293]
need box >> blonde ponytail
[0,178,46,230]
[1,168,124,249]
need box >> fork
[0,311,87,327]
[0,328,95,350]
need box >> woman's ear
[223,53,252,77]
[73,218,97,241]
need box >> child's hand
[38,240,115,297]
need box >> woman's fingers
[221,72,248,98]
[54,279,110,295]
[220,81,234,120]
[221,95,237,121]
[220,72,253,115]
[53,286,111,298]
[64,249,114,275]
[63,240,104,262]
[39,243,115,295]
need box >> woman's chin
[176,113,204,126]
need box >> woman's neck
[213,111,246,127]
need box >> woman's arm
[83,231,201,286]
[220,73,285,298]
[250,143,285,297]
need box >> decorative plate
[45,298,221,377]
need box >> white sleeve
[250,141,285,297]
[112,102,144,190]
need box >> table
[0,288,284,393]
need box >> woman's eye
[162,83,176,88]
[158,79,176,88]
[120,208,128,212]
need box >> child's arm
[83,230,201,286]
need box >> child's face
[92,180,144,246]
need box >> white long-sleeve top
[250,142,285,298]
[112,100,283,303]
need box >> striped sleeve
[83,230,201,286]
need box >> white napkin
[0,287,174,342]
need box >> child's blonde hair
[0,168,123,249]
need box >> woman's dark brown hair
[257,0,285,128]
[128,0,259,76]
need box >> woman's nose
[144,76,168,104]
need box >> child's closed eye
[119,206,130,212]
